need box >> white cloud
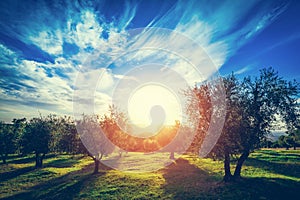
[67,11,104,50]
[0,0,290,121]
[0,43,16,61]
[29,30,63,55]
[235,65,253,75]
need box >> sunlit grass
[101,152,178,172]
[0,155,93,198]
[242,149,300,182]
[0,149,299,199]
[77,171,166,200]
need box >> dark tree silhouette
[21,117,51,168]
[0,122,16,164]
[232,68,299,178]
[209,74,243,181]
[187,68,299,181]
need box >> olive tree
[232,68,299,178]
[76,115,115,174]
[187,68,299,181]
[0,122,16,164]
[21,117,51,168]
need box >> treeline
[0,67,299,178]
[0,116,84,167]
[263,132,300,149]
[0,111,132,172]
[0,108,182,173]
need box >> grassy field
[0,149,299,200]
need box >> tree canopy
[186,67,299,181]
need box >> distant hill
[267,130,287,141]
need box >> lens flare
[127,84,182,136]
[73,27,226,172]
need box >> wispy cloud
[235,65,253,75]
[0,0,289,121]
[255,33,300,57]
[245,2,289,39]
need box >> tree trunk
[233,150,250,178]
[169,151,175,160]
[2,154,7,164]
[93,159,100,174]
[40,153,45,168]
[93,153,103,174]
[35,152,40,168]
[223,149,232,182]
[35,152,45,168]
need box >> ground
[0,149,299,200]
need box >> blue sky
[0,0,299,122]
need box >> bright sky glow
[127,84,182,127]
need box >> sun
[127,84,182,131]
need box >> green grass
[0,149,299,200]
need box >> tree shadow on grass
[161,158,300,200]
[0,154,29,165]
[6,154,56,164]
[211,177,300,200]
[44,156,84,168]
[1,163,112,200]
[160,158,221,199]
[0,166,35,183]
[245,157,300,178]
[257,150,281,156]
[0,156,83,183]
[251,151,300,163]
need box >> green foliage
[54,115,82,154]
[77,114,115,158]
[276,133,300,150]
[21,117,51,155]
[184,81,212,153]
[12,118,26,153]
[76,113,116,173]
[0,118,27,164]
[186,67,299,180]
[210,74,243,157]
[0,122,16,163]
[240,68,299,151]
[20,117,52,168]
[0,106,127,172]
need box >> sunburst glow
[127,84,182,129]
